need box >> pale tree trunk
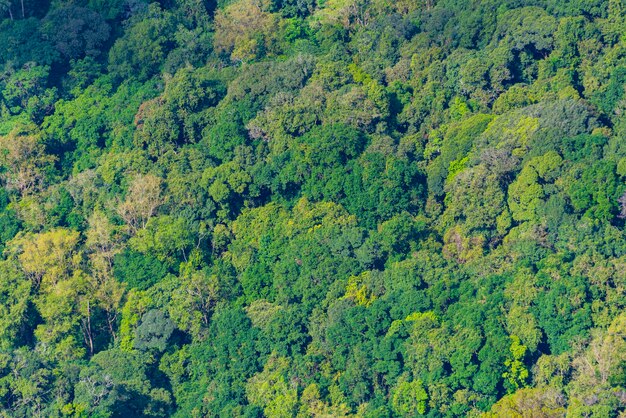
[107,311,118,344]
[82,301,94,357]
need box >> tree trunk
[107,311,118,344]
[82,301,94,356]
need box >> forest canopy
[1,0,626,417]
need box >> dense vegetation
[1,0,626,416]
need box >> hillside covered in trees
[2,0,626,416]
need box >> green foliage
[391,379,428,417]
[73,348,173,417]
[0,18,57,68]
[426,113,494,196]
[113,249,170,290]
[108,4,176,81]
[134,309,175,352]
[246,354,298,417]
[1,64,55,121]
[1,0,626,416]
[0,260,31,351]
[502,336,529,392]
[41,6,110,60]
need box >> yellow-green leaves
[343,271,376,307]
[508,152,562,222]
[502,336,529,392]
[313,0,371,29]
[391,379,428,417]
[246,354,298,418]
[9,228,81,287]
[214,0,284,62]
[0,261,31,351]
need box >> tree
[441,163,507,258]
[246,354,298,418]
[108,4,175,80]
[570,314,626,393]
[117,174,164,233]
[494,7,557,55]
[86,211,126,344]
[502,336,529,392]
[5,228,106,358]
[0,0,13,20]
[214,0,284,62]
[508,152,562,223]
[134,309,175,353]
[313,0,374,29]
[41,6,110,59]
[34,269,98,359]
[86,210,121,277]
[113,249,169,290]
[0,260,31,351]
[391,379,429,417]
[8,228,81,287]
[0,128,55,196]
[133,67,225,156]
[484,387,566,417]
[130,215,196,262]
[73,348,173,417]
[168,267,219,339]
[1,64,53,118]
